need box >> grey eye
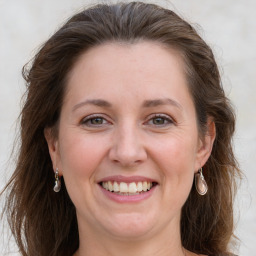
[90,117,104,125]
[81,115,109,127]
[152,117,166,125]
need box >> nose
[108,123,147,167]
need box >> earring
[195,168,208,195]
[53,168,61,192]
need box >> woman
[1,2,241,256]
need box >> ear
[44,128,63,176]
[195,117,216,172]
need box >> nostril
[108,136,147,166]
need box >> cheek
[58,131,108,184]
[152,133,197,172]
[57,131,110,211]
[150,134,197,202]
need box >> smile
[100,181,155,195]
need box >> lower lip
[99,184,157,203]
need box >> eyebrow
[142,98,182,109]
[72,99,112,112]
[72,97,182,112]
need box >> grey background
[0,0,255,255]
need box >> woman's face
[47,42,213,240]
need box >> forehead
[65,41,192,107]
[68,41,185,76]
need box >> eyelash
[80,114,111,127]
[80,113,174,128]
[145,114,174,127]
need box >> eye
[152,117,167,125]
[146,114,174,127]
[81,114,110,127]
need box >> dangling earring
[53,168,61,192]
[195,168,208,195]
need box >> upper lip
[98,175,158,183]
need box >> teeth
[101,181,153,194]
[137,182,142,192]
[142,181,148,191]
[128,182,137,193]
[113,181,119,192]
[108,181,113,192]
[120,182,128,193]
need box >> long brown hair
[1,2,241,256]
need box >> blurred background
[0,0,255,255]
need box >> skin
[45,42,215,256]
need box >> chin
[102,212,157,239]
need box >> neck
[75,240,187,256]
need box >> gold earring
[53,168,61,192]
[195,168,208,195]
